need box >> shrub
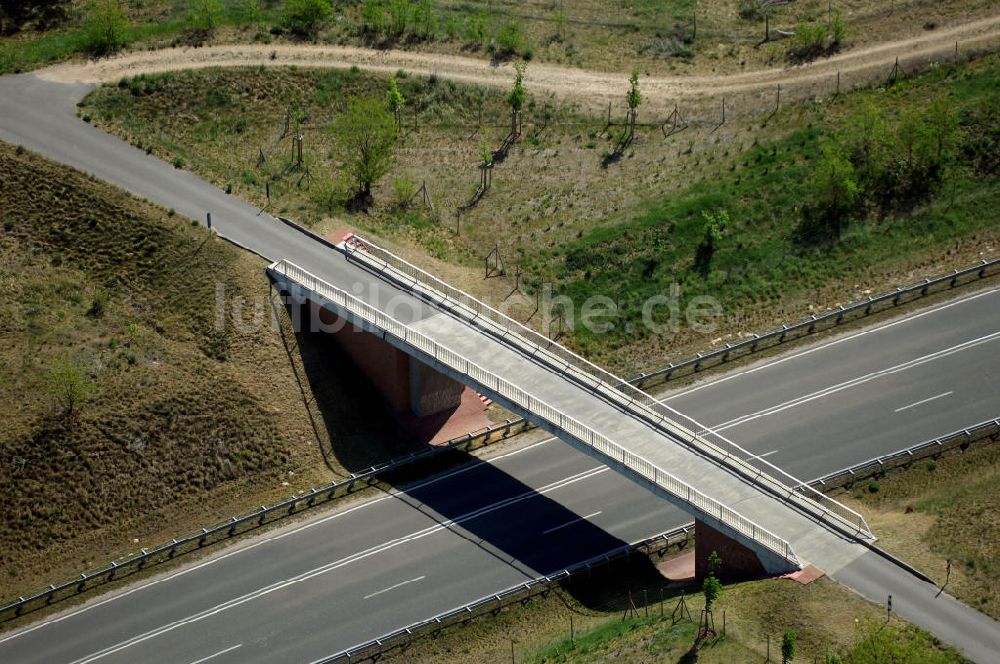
[51,252,63,266]
[360,0,387,35]
[738,0,764,20]
[284,0,331,38]
[412,0,437,39]
[788,13,845,61]
[3,219,13,232]
[392,176,417,208]
[172,156,185,169]
[465,11,488,46]
[388,0,410,35]
[868,479,880,493]
[802,141,858,238]
[188,0,224,32]
[88,291,108,318]
[83,0,129,56]
[496,21,527,56]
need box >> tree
[810,141,858,236]
[702,550,723,612]
[626,69,642,139]
[479,129,493,166]
[284,0,332,38]
[188,0,223,32]
[239,0,263,30]
[507,61,526,137]
[46,355,94,419]
[702,574,722,612]
[412,0,437,39]
[361,0,387,35]
[388,0,410,35]
[386,77,405,129]
[331,96,398,203]
[782,630,797,664]
[84,0,129,56]
[695,208,727,275]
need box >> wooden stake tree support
[662,104,689,138]
[764,84,781,124]
[257,107,293,166]
[548,311,565,341]
[886,56,906,86]
[698,608,717,640]
[485,244,506,278]
[711,96,726,133]
[479,162,493,193]
[671,591,692,625]
[504,263,523,300]
[413,180,434,211]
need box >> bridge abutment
[309,302,464,417]
[695,519,778,580]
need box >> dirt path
[37,14,1000,111]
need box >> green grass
[853,442,1000,620]
[532,57,1000,361]
[77,54,1000,374]
[0,0,283,75]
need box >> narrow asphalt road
[1,73,999,662]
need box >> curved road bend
[1,73,999,661]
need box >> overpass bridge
[269,235,876,579]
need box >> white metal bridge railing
[270,259,799,566]
[341,235,875,541]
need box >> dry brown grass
[842,442,1000,620]
[371,552,914,664]
[0,141,419,601]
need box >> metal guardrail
[310,415,1000,663]
[272,259,800,566]
[0,417,533,624]
[2,244,991,627]
[313,524,694,664]
[341,235,873,540]
[813,417,1000,490]
[631,257,1000,389]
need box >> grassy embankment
[357,441,1000,662]
[0,141,420,601]
[367,554,963,663]
[846,441,1000,621]
[80,54,1000,373]
[2,0,996,77]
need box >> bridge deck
[270,250,873,577]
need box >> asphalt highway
[2,73,999,662]
[1,285,997,664]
